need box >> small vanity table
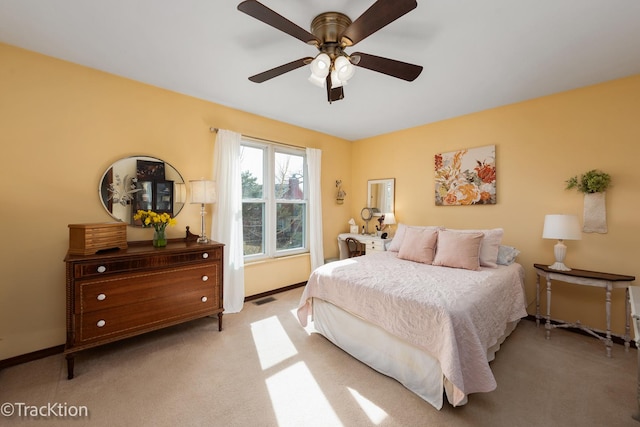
[534,263,635,357]
[337,233,390,259]
[336,177,395,259]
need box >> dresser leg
[218,312,223,331]
[65,353,75,380]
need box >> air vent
[253,297,276,306]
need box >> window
[241,140,307,260]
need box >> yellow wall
[0,43,352,359]
[2,40,638,361]
[351,74,640,336]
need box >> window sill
[244,252,309,266]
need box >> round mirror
[99,156,186,226]
[360,207,374,235]
[360,207,373,221]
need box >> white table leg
[536,273,541,327]
[545,276,552,340]
[605,283,613,358]
[626,287,631,351]
[634,342,640,422]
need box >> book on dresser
[64,233,224,379]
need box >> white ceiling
[1,0,639,141]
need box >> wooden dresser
[64,238,224,379]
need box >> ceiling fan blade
[238,1,320,45]
[248,57,314,83]
[352,52,423,81]
[341,0,417,46]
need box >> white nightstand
[337,233,390,259]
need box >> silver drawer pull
[97,293,106,301]
[97,265,107,273]
[201,296,208,303]
[96,320,106,328]
[202,275,209,282]
[202,252,209,259]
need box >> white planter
[583,192,607,233]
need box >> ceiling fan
[237,0,423,103]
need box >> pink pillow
[432,230,483,270]
[397,227,439,264]
[388,223,442,252]
[446,228,504,268]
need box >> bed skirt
[310,297,518,409]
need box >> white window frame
[241,138,308,262]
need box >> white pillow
[432,230,483,271]
[497,245,520,265]
[388,223,442,252]
[397,227,439,264]
[446,228,503,268]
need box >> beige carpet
[1,287,638,427]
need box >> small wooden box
[68,223,128,255]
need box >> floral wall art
[435,144,496,205]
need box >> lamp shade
[383,212,396,225]
[310,53,331,78]
[330,70,345,88]
[308,73,326,88]
[542,214,582,240]
[334,55,355,81]
[190,180,217,204]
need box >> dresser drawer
[75,264,219,314]
[72,247,222,279]
[366,242,385,251]
[76,287,217,343]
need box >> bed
[297,226,526,409]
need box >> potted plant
[565,169,611,194]
[565,169,611,233]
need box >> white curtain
[306,148,325,271]
[212,129,245,313]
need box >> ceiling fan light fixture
[330,70,345,88]
[334,55,355,82]
[308,73,326,88]
[310,53,331,78]
[238,0,423,102]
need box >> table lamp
[190,180,217,243]
[384,212,396,234]
[542,214,582,271]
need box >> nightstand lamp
[190,180,217,243]
[384,212,396,234]
[542,214,582,271]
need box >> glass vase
[153,228,167,248]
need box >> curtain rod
[209,127,304,150]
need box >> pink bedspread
[297,251,527,406]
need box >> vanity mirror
[367,178,395,215]
[99,156,186,226]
